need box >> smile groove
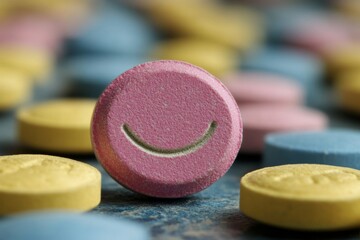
[121,121,217,157]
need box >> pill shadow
[221,212,360,240]
[101,187,198,206]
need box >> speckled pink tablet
[240,105,327,153]
[222,72,303,106]
[91,60,242,198]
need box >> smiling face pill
[0,155,101,215]
[91,60,242,198]
[240,164,360,230]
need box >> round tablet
[0,15,64,54]
[222,72,303,106]
[264,130,360,168]
[241,47,323,105]
[241,164,360,230]
[0,212,148,240]
[65,56,147,97]
[0,68,32,110]
[68,6,156,55]
[0,154,101,215]
[0,46,54,81]
[240,105,328,153]
[337,72,360,114]
[92,60,242,198]
[325,44,360,75]
[152,38,238,77]
[335,0,360,20]
[145,0,263,50]
[17,99,96,153]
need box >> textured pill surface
[222,72,303,106]
[240,164,360,230]
[17,99,96,153]
[92,60,242,198]
[0,212,149,240]
[264,130,360,168]
[240,105,328,153]
[0,155,101,215]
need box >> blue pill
[264,130,360,169]
[241,47,324,106]
[65,56,147,97]
[0,212,149,240]
[67,5,156,55]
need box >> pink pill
[0,15,64,53]
[240,105,328,153]
[91,60,242,198]
[222,72,303,106]
[285,18,354,56]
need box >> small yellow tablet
[17,99,96,153]
[0,154,101,215]
[0,46,54,82]
[146,0,263,51]
[152,38,239,77]
[335,0,360,20]
[325,44,360,75]
[241,164,360,230]
[0,67,32,110]
[336,72,360,114]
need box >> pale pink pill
[0,15,64,54]
[91,60,242,198]
[240,105,328,153]
[222,72,303,106]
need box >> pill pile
[1,0,360,238]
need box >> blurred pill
[144,0,263,51]
[0,47,54,82]
[240,105,328,153]
[0,68,32,111]
[68,6,156,55]
[222,72,303,106]
[152,38,238,77]
[336,72,360,115]
[65,55,147,97]
[242,47,324,106]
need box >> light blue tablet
[264,130,360,169]
[64,55,148,97]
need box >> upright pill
[92,60,242,198]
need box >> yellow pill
[146,0,263,51]
[0,68,32,110]
[336,73,360,114]
[0,47,54,82]
[152,38,238,77]
[17,99,96,153]
[0,154,101,215]
[335,0,360,20]
[240,164,360,230]
[325,44,360,75]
